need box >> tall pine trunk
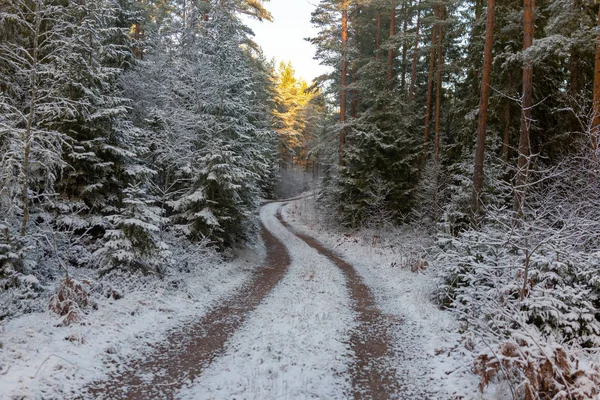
[21,0,42,237]
[351,61,359,118]
[514,0,534,216]
[133,23,141,59]
[387,2,396,89]
[408,0,421,105]
[376,11,382,60]
[351,11,360,118]
[423,5,439,160]
[472,0,495,215]
[501,100,511,161]
[432,5,444,221]
[433,4,444,165]
[592,6,600,150]
[339,0,349,166]
[400,0,410,92]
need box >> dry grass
[475,340,600,400]
[48,277,91,326]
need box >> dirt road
[81,201,433,399]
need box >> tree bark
[350,66,359,118]
[21,0,42,237]
[501,100,511,161]
[592,6,600,150]
[422,6,438,161]
[471,0,485,97]
[400,0,410,92]
[514,0,534,216]
[133,23,141,59]
[339,0,349,166]
[387,3,396,90]
[408,0,421,105]
[433,4,444,166]
[472,0,495,214]
[351,14,360,118]
[376,11,382,60]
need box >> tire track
[78,222,290,400]
[276,206,404,400]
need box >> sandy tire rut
[81,202,406,399]
[80,223,290,399]
[276,206,404,399]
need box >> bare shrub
[409,258,429,273]
[48,277,90,326]
[475,340,600,400]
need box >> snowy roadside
[0,241,262,399]
[282,197,483,399]
[176,201,355,400]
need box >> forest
[1,0,600,398]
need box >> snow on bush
[475,338,600,400]
[48,277,91,326]
[435,152,600,398]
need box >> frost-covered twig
[31,354,92,379]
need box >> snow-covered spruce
[0,241,261,399]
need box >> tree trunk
[387,3,396,90]
[433,4,444,166]
[21,1,42,237]
[351,65,359,118]
[592,6,600,150]
[340,0,349,166]
[569,50,579,96]
[351,16,360,118]
[422,6,438,160]
[472,0,495,215]
[376,11,382,60]
[133,23,141,59]
[514,0,534,216]
[400,0,410,92]
[408,0,421,105]
[88,0,94,67]
[140,25,145,60]
[204,0,209,21]
[501,100,511,161]
[471,0,485,97]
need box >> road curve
[79,222,290,400]
[79,201,413,399]
[276,205,405,399]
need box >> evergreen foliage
[1,0,600,391]
[307,0,600,392]
[0,0,277,293]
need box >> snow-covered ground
[281,196,483,399]
[1,198,485,399]
[177,201,355,399]
[0,242,262,399]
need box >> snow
[177,201,355,399]
[0,243,262,399]
[280,196,483,399]
[1,198,486,399]
[196,208,220,226]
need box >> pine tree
[126,0,276,247]
[0,0,75,236]
[54,0,139,218]
[471,0,495,215]
[514,0,534,216]
[272,61,318,170]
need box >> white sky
[243,0,331,83]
